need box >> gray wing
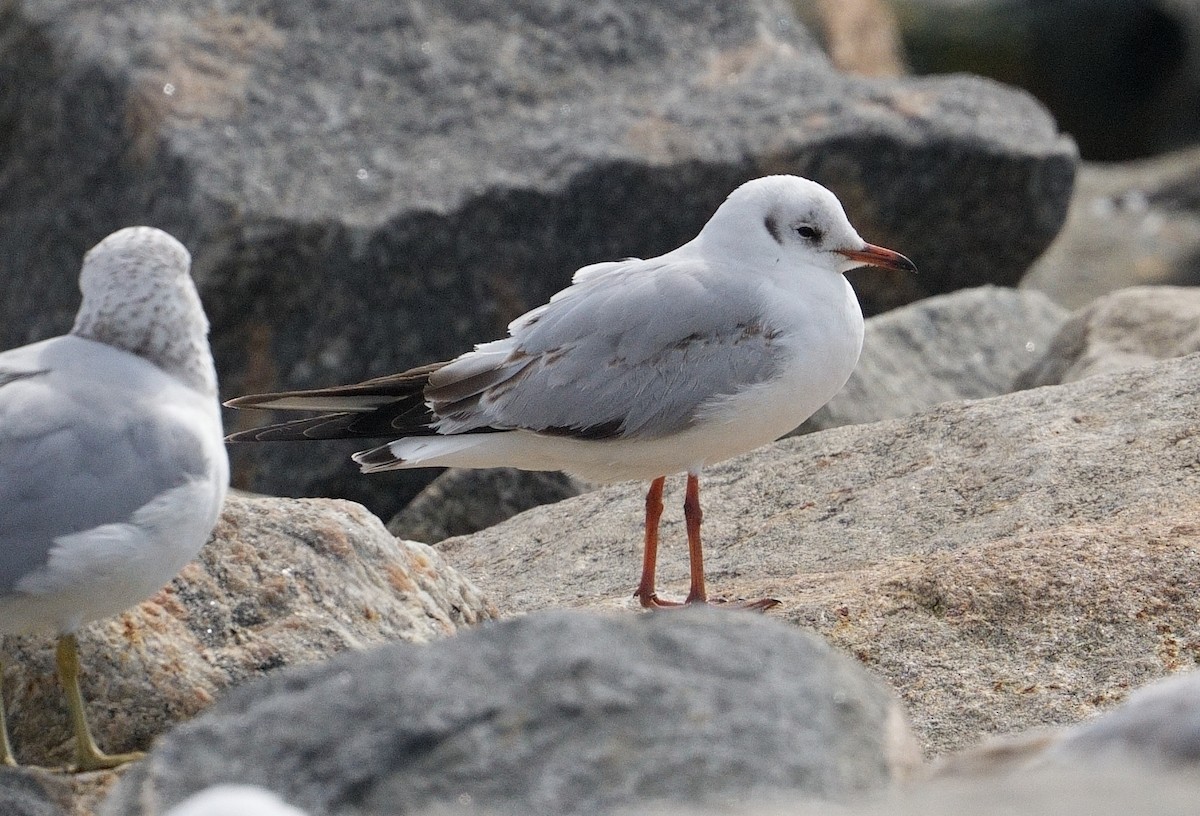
[426,257,786,439]
[0,338,210,594]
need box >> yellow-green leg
[0,659,16,766]
[56,634,144,771]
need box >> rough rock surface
[440,354,1200,755]
[102,609,917,816]
[387,468,587,543]
[1022,147,1200,309]
[1017,286,1200,388]
[0,494,494,771]
[0,0,1075,518]
[799,285,1068,432]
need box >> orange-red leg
[633,473,780,612]
[683,472,707,604]
[634,476,679,608]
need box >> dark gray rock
[1022,148,1200,310]
[1017,286,1200,389]
[799,286,1069,433]
[1,0,1076,519]
[0,770,67,816]
[387,467,587,542]
[101,609,917,816]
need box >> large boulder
[0,0,1076,518]
[102,609,917,816]
[440,353,1200,755]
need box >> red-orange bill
[837,243,916,273]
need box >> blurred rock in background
[1021,146,1200,307]
[892,0,1200,161]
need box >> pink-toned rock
[0,494,495,770]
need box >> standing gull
[226,175,913,609]
[0,227,228,770]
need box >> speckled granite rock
[0,494,495,770]
[440,353,1200,756]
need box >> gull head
[72,226,217,394]
[700,175,916,277]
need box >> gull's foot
[72,747,145,773]
[634,589,780,612]
[633,588,686,609]
[711,596,781,613]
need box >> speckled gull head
[72,226,217,395]
[224,175,915,611]
[0,226,227,770]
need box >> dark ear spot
[764,214,783,245]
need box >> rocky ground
[3,1,1200,815]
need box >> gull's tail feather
[223,362,447,443]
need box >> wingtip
[351,443,403,473]
[223,395,258,410]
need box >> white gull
[226,175,913,609]
[0,227,228,770]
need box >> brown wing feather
[224,361,449,442]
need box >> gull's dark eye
[795,224,822,242]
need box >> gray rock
[102,609,918,816]
[894,0,1200,160]
[1022,147,1200,309]
[0,769,68,816]
[1,494,495,769]
[0,0,1075,518]
[1017,286,1200,388]
[840,767,1200,816]
[1044,670,1200,770]
[388,468,587,543]
[441,354,1200,755]
[799,286,1068,433]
